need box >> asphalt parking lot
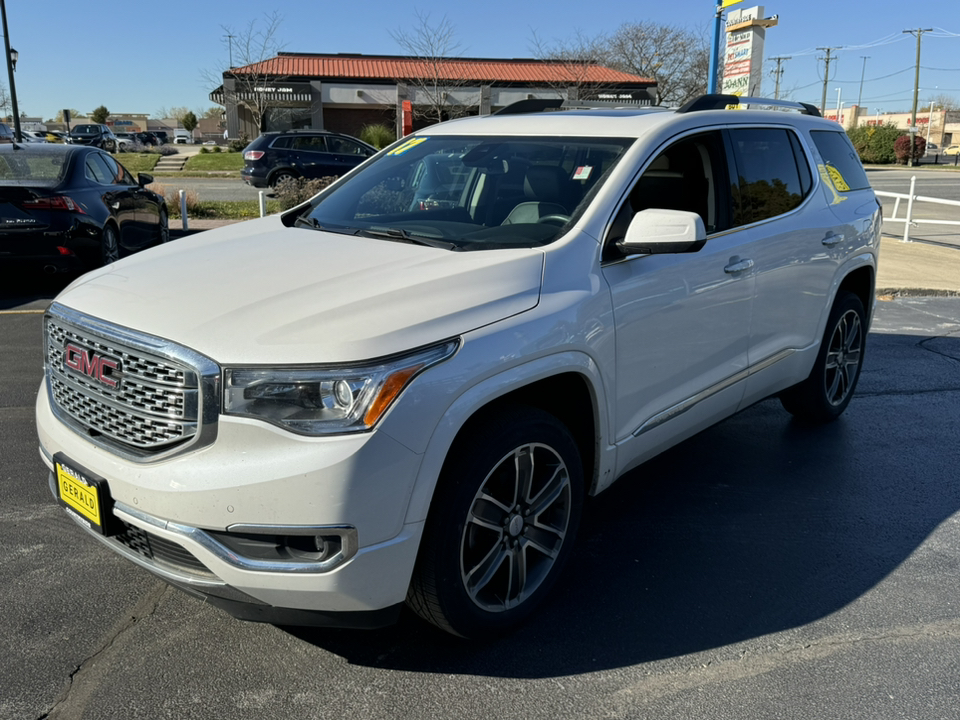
[2,260,959,718]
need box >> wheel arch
[403,355,608,527]
[268,167,300,186]
[837,263,875,326]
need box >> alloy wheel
[460,442,573,612]
[824,309,862,406]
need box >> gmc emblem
[64,343,120,389]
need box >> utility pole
[856,56,869,125]
[817,47,839,115]
[903,28,932,168]
[708,0,724,94]
[0,0,21,142]
[224,34,235,69]
[771,56,790,99]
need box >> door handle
[822,233,844,246]
[724,257,754,274]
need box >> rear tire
[157,209,170,244]
[780,291,866,423]
[100,224,120,267]
[270,170,297,190]
[407,406,583,638]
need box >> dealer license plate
[54,455,114,535]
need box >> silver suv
[37,95,880,638]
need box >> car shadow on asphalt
[282,365,960,677]
[0,271,75,310]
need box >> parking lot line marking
[0,309,46,315]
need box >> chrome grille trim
[44,302,220,462]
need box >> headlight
[223,341,458,435]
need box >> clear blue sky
[6,0,959,121]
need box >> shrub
[894,134,925,164]
[229,135,249,152]
[213,146,222,153]
[151,183,200,217]
[199,146,210,154]
[150,144,179,156]
[273,176,336,210]
[847,123,902,164]
[359,123,396,149]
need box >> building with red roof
[211,52,656,140]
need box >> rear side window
[729,128,811,226]
[810,130,870,192]
[291,136,328,152]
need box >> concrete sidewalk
[877,237,960,296]
[170,219,960,297]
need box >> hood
[56,215,544,364]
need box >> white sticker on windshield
[573,166,593,180]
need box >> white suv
[37,95,880,638]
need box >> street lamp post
[835,87,842,125]
[925,102,936,142]
[0,0,21,142]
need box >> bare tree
[606,21,709,106]
[168,106,192,125]
[202,11,288,133]
[390,11,476,126]
[528,29,615,100]
[930,93,959,112]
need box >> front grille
[44,304,219,460]
[114,521,217,579]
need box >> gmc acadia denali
[37,95,880,637]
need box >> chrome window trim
[44,302,220,463]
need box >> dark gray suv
[68,124,118,152]
[241,129,376,188]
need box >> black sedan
[0,144,169,275]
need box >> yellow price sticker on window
[388,137,429,156]
[826,165,850,192]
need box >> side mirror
[138,173,154,187]
[619,208,707,255]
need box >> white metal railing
[875,175,960,243]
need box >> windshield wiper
[294,215,326,230]
[360,227,457,250]
[294,216,358,235]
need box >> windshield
[295,135,632,250]
[0,148,69,187]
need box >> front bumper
[37,385,427,624]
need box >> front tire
[780,291,866,423]
[407,406,583,638]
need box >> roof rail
[494,98,564,115]
[494,97,661,116]
[677,94,822,117]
